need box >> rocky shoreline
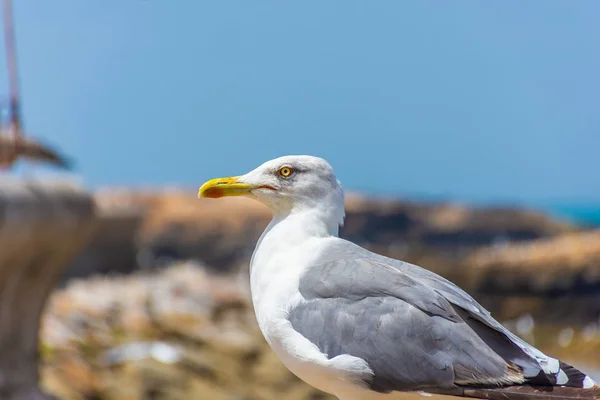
[40,189,600,399]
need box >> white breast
[248,216,384,399]
[249,221,351,391]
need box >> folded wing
[288,239,598,398]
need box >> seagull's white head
[198,155,345,231]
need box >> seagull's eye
[277,166,294,178]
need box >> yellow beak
[198,176,257,199]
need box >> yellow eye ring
[278,166,293,178]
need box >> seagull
[198,155,600,400]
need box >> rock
[461,230,600,325]
[41,263,336,400]
[42,262,491,400]
[42,187,600,399]
[62,188,578,281]
[41,261,600,400]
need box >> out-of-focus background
[0,1,599,400]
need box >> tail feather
[558,361,594,388]
[526,359,597,388]
[457,359,600,400]
[462,385,600,400]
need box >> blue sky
[3,1,599,205]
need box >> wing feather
[292,254,524,394]
[290,238,598,396]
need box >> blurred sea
[545,204,600,227]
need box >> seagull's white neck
[261,186,345,245]
[249,188,345,299]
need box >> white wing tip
[583,376,596,389]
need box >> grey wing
[291,256,526,394]
[321,240,568,383]
[385,255,598,389]
[380,252,561,380]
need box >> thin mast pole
[3,0,22,139]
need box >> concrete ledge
[0,179,97,400]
